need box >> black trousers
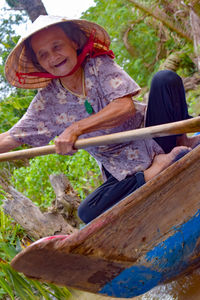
[78,70,191,224]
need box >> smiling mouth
[54,59,67,68]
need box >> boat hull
[11,145,200,298]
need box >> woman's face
[31,25,78,76]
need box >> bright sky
[42,0,95,18]
[0,0,95,36]
[0,0,95,18]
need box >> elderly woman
[1,15,196,224]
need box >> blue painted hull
[99,210,200,298]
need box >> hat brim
[4,16,110,89]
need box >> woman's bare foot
[144,146,191,182]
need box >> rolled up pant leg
[145,70,191,153]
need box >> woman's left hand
[54,124,79,155]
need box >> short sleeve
[93,56,141,102]
[9,91,56,147]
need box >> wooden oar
[0,117,200,162]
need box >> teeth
[55,59,67,67]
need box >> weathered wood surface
[49,173,81,228]
[3,186,74,239]
[68,144,200,262]
[2,174,79,239]
[11,145,200,298]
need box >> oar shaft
[76,117,200,148]
[0,117,200,162]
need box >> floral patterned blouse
[9,55,164,181]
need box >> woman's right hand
[54,124,79,155]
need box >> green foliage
[187,87,200,117]
[6,0,21,8]
[11,149,102,209]
[0,0,199,298]
[0,8,28,97]
[0,206,71,299]
[0,256,71,299]
[82,0,155,86]
[0,89,36,133]
[82,0,191,86]
[178,52,197,77]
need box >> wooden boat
[11,143,200,298]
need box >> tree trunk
[6,0,47,22]
[20,0,47,22]
[190,8,200,71]
[190,0,200,17]
[1,174,79,240]
[183,72,200,92]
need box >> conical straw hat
[4,15,110,89]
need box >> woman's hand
[54,96,135,155]
[0,132,22,153]
[54,124,79,155]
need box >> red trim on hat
[16,34,114,84]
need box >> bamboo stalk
[0,117,200,162]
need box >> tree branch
[190,0,200,17]
[6,0,47,22]
[128,0,193,43]
[190,8,200,71]
[1,173,80,240]
[122,17,146,57]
